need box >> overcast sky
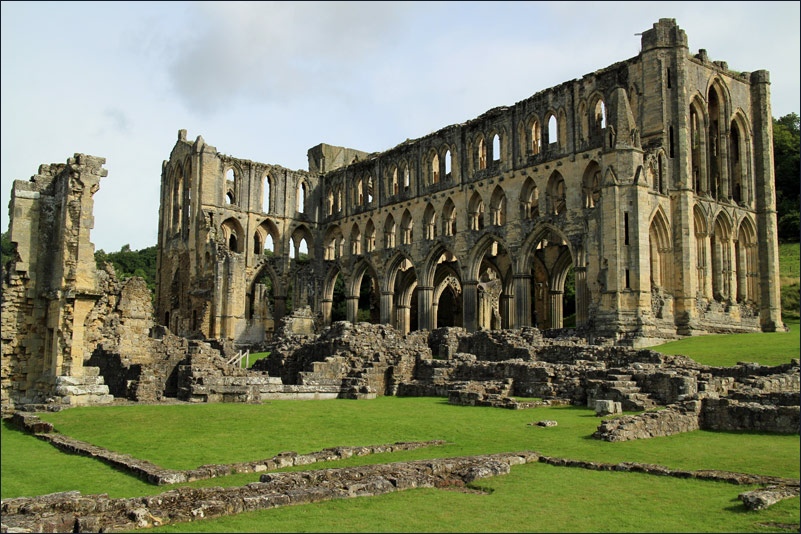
[2,1,799,252]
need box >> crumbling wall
[2,155,113,413]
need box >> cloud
[165,1,415,113]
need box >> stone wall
[2,154,113,414]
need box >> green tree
[1,230,14,274]
[95,244,158,294]
[773,113,800,241]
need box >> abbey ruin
[154,19,783,348]
[1,20,794,421]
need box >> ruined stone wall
[2,155,113,413]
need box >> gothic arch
[648,207,673,292]
[735,216,758,305]
[520,177,540,219]
[364,219,377,253]
[729,110,754,206]
[711,211,734,301]
[383,213,397,248]
[255,218,280,256]
[581,161,602,209]
[220,217,245,253]
[400,209,414,245]
[289,224,313,259]
[423,203,438,240]
[442,197,457,236]
[323,225,345,261]
[489,185,507,226]
[350,223,361,255]
[468,191,485,230]
[546,171,566,215]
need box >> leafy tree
[773,113,800,241]
[1,230,13,272]
[95,244,158,294]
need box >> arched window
[490,186,506,225]
[351,224,361,255]
[531,121,541,155]
[431,152,440,184]
[262,175,271,213]
[444,150,452,179]
[401,210,414,244]
[403,163,410,190]
[547,172,566,215]
[424,203,437,240]
[225,168,236,205]
[492,134,501,162]
[547,115,558,148]
[469,192,485,231]
[365,220,376,252]
[384,215,396,248]
[297,181,306,213]
[443,198,457,236]
[478,137,487,170]
[366,175,374,204]
[391,166,399,195]
[520,178,539,219]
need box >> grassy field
[2,398,799,532]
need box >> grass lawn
[3,393,799,532]
[651,318,799,367]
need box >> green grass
[241,351,270,368]
[651,318,800,367]
[3,398,797,532]
[780,242,799,319]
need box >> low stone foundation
[0,452,538,532]
[592,396,800,442]
[2,450,796,532]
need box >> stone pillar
[346,296,359,323]
[321,298,332,326]
[501,293,514,329]
[462,281,478,332]
[396,304,410,334]
[416,286,433,331]
[514,274,532,328]
[274,296,287,324]
[750,70,783,331]
[380,291,394,325]
[575,267,588,327]
[549,290,563,329]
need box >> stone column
[501,292,514,329]
[380,291,394,325]
[416,286,433,331]
[274,296,287,324]
[346,296,359,323]
[750,70,783,330]
[575,267,588,327]
[549,290,563,329]
[514,274,532,328]
[396,304,410,334]
[462,281,478,331]
[321,298,332,326]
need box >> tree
[773,113,800,241]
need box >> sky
[2,1,799,253]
